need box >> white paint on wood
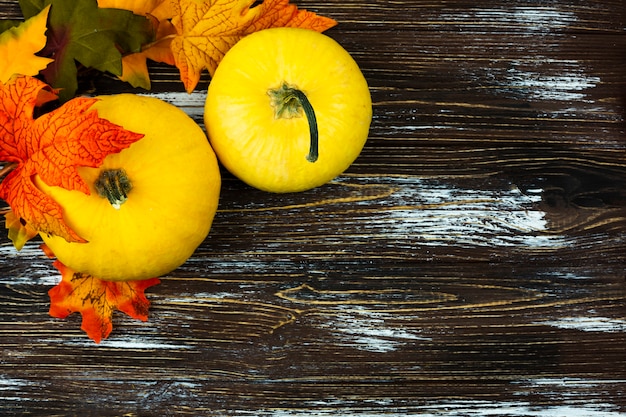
[505,67,600,102]
[335,176,567,249]
[317,309,431,353]
[537,316,626,333]
[0,375,27,388]
[250,402,626,416]
[0,243,59,285]
[520,377,626,388]
[0,375,30,402]
[140,91,207,119]
[477,7,578,31]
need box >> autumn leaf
[98,0,177,89]
[96,0,167,12]
[0,5,53,83]
[4,209,38,250]
[19,0,153,101]
[0,21,20,34]
[0,75,144,244]
[116,20,177,90]
[48,258,160,343]
[170,0,337,93]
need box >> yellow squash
[36,94,221,281]
[205,27,372,193]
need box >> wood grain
[1,0,626,416]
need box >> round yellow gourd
[35,94,221,281]
[204,27,372,193]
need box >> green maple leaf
[19,0,152,101]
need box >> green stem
[291,89,319,163]
[268,83,319,163]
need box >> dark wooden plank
[1,0,626,416]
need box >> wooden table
[2,0,626,415]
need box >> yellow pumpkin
[204,27,372,193]
[35,94,221,281]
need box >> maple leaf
[98,0,177,89]
[0,21,20,34]
[4,209,38,250]
[170,0,337,93]
[19,0,153,101]
[48,258,161,343]
[0,5,53,84]
[0,75,144,243]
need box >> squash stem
[291,89,319,163]
[268,83,319,163]
[94,169,132,210]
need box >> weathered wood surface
[1,0,626,416]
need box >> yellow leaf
[118,52,153,90]
[170,0,337,93]
[4,210,38,251]
[98,0,172,19]
[0,6,53,84]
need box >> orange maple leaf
[48,258,161,343]
[0,5,53,83]
[0,76,144,244]
[170,0,337,93]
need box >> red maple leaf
[0,75,144,243]
[48,258,161,343]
